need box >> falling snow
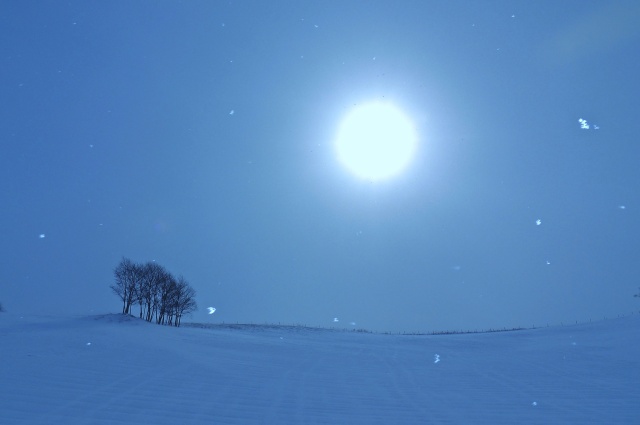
[579,118,599,130]
[579,118,589,129]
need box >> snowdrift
[1,313,638,424]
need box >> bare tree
[156,272,178,325]
[110,257,140,315]
[173,276,197,327]
[110,258,197,326]
[136,262,167,322]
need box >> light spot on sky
[335,101,417,181]
[39,234,45,239]
[536,219,542,226]
[579,118,590,129]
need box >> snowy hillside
[1,313,638,424]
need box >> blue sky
[2,1,639,332]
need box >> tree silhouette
[173,276,197,327]
[110,258,197,326]
[136,262,169,322]
[110,257,140,315]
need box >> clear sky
[2,1,639,332]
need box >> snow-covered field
[1,313,638,424]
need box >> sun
[335,101,418,181]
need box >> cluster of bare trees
[110,257,197,327]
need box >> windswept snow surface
[1,314,639,424]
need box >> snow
[1,313,639,424]
[579,118,590,129]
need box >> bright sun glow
[335,102,418,181]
